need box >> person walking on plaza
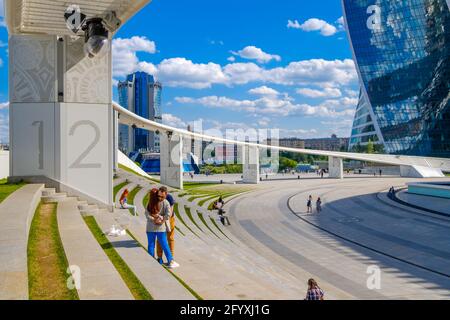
[156,186,176,264]
[316,197,322,213]
[305,278,324,300]
[307,195,313,213]
[145,188,179,269]
[119,189,137,216]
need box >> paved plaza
[227,176,450,299]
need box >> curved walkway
[227,177,450,299]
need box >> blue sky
[0,0,360,143]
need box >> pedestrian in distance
[119,189,137,216]
[305,278,324,300]
[307,195,313,213]
[316,197,322,213]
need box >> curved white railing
[112,101,450,171]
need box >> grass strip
[175,226,186,237]
[184,206,203,233]
[209,217,233,243]
[197,211,220,239]
[113,181,129,202]
[83,216,153,300]
[126,230,203,300]
[127,186,142,216]
[119,164,160,183]
[0,178,26,204]
[28,202,79,300]
[174,203,199,238]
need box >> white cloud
[297,87,342,98]
[162,113,187,129]
[287,18,338,36]
[175,94,356,119]
[112,37,357,90]
[112,36,157,77]
[248,86,280,97]
[227,56,236,62]
[231,46,281,64]
[336,16,345,30]
[156,58,227,89]
[0,101,8,109]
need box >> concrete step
[41,188,56,197]
[57,198,133,300]
[41,192,68,203]
[94,211,196,300]
[79,204,100,217]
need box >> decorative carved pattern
[65,38,111,104]
[10,35,56,103]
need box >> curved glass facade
[344,0,450,157]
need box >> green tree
[367,139,374,154]
[279,157,298,171]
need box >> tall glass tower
[118,72,163,154]
[344,0,450,157]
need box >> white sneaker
[168,261,180,269]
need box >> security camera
[82,18,109,59]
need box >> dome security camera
[83,18,109,59]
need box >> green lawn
[28,202,79,300]
[119,164,160,183]
[0,178,26,204]
[83,216,153,300]
[173,203,199,238]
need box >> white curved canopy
[112,102,450,171]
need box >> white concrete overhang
[4,0,151,35]
[112,102,450,172]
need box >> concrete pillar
[9,34,113,208]
[113,110,119,171]
[242,145,260,184]
[328,156,344,179]
[160,132,183,189]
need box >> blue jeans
[147,232,173,263]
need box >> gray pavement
[227,176,450,299]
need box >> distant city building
[304,135,349,152]
[271,138,305,149]
[343,0,450,156]
[118,71,162,154]
[266,136,348,152]
[214,144,239,164]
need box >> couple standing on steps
[145,186,180,269]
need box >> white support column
[9,34,114,208]
[113,110,119,171]
[328,156,344,179]
[160,132,183,189]
[242,145,260,184]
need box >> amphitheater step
[41,188,56,197]
[79,204,100,217]
[57,198,133,300]
[94,211,196,300]
[41,192,68,203]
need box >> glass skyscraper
[344,0,450,157]
[118,72,163,154]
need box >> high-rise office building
[118,71,162,154]
[344,0,450,157]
